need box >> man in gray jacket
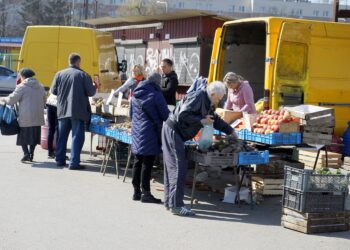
[51,53,96,169]
[162,81,237,216]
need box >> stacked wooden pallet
[297,149,342,169]
[282,208,350,234]
[252,176,283,195]
[285,105,334,145]
[342,157,350,171]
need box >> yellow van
[208,17,350,135]
[18,26,123,92]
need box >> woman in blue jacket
[130,73,170,203]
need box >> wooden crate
[281,208,350,234]
[279,122,300,133]
[301,116,335,127]
[342,157,350,171]
[303,132,333,145]
[112,107,130,117]
[298,149,342,169]
[285,105,334,120]
[303,125,334,134]
[252,176,283,196]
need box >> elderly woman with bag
[0,68,46,162]
[130,73,170,203]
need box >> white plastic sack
[198,124,214,152]
[223,187,250,204]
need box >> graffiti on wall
[121,45,200,85]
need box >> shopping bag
[0,105,5,123]
[2,105,16,124]
[198,124,214,152]
[0,119,20,135]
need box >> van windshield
[220,22,267,101]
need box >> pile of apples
[252,109,297,134]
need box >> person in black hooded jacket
[160,58,179,106]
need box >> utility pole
[84,0,89,20]
[95,0,98,18]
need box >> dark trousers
[56,118,85,167]
[132,155,156,193]
[22,145,36,156]
[161,123,188,208]
[47,105,58,154]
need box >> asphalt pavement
[0,133,349,250]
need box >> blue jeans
[56,118,85,167]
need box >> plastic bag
[2,105,16,125]
[198,124,214,152]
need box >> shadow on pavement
[31,161,64,169]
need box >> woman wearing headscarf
[1,68,46,162]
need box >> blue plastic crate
[238,150,269,165]
[245,131,301,145]
[105,128,116,138]
[90,115,110,126]
[89,124,105,135]
[235,129,246,140]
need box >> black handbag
[0,105,20,136]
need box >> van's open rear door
[272,22,311,109]
[208,28,222,83]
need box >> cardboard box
[215,108,242,124]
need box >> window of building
[239,6,245,12]
[313,10,319,17]
[232,5,235,12]
[323,11,329,17]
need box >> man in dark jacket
[130,73,170,203]
[51,53,96,169]
[160,58,179,106]
[162,81,237,216]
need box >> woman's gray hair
[223,72,244,84]
[206,81,227,96]
[148,72,161,86]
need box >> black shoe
[21,155,31,162]
[56,162,66,167]
[141,194,162,204]
[29,154,34,162]
[48,152,55,159]
[69,165,86,170]
[133,192,141,201]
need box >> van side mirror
[118,60,127,73]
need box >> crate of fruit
[283,187,346,213]
[189,151,236,167]
[238,150,269,165]
[284,166,349,193]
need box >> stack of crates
[281,166,350,233]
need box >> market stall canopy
[81,9,232,27]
